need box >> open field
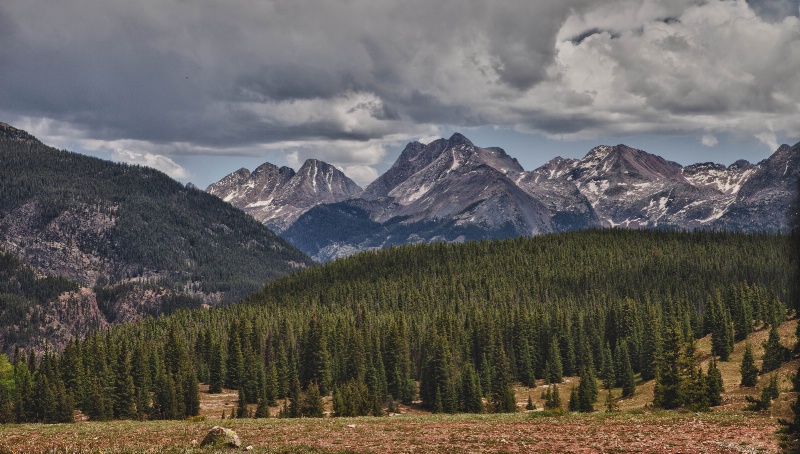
[0,410,781,453]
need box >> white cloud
[341,165,379,186]
[701,134,719,147]
[755,131,779,150]
[110,149,190,179]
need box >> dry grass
[0,410,780,453]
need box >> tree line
[0,229,793,422]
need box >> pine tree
[490,337,516,413]
[653,323,682,409]
[237,387,248,418]
[209,341,225,394]
[525,395,535,411]
[568,386,579,412]
[183,368,200,417]
[762,325,791,373]
[225,325,245,390]
[604,389,619,413]
[151,367,178,420]
[705,357,723,407]
[131,343,151,420]
[740,343,759,387]
[601,343,615,390]
[301,313,332,395]
[577,366,597,412]
[639,306,662,381]
[746,374,779,412]
[544,384,561,411]
[301,382,325,417]
[458,362,484,414]
[615,343,636,397]
[112,342,136,419]
[708,290,734,361]
[545,338,563,384]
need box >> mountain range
[209,133,799,261]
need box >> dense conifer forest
[0,229,793,423]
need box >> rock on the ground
[200,426,241,449]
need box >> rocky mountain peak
[292,159,363,198]
[729,159,753,171]
[446,132,474,148]
[207,157,362,232]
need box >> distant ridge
[212,133,797,261]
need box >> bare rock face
[0,201,119,286]
[208,160,362,232]
[714,142,800,232]
[200,426,241,449]
[215,134,799,262]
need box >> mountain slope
[0,122,313,303]
[208,159,363,232]
[714,142,800,232]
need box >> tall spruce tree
[740,343,759,387]
[653,323,683,409]
[546,338,564,384]
[762,325,791,373]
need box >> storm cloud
[1,0,798,181]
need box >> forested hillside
[0,229,793,422]
[0,122,312,300]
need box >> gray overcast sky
[1,0,799,187]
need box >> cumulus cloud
[111,149,190,179]
[1,0,798,177]
[701,134,719,147]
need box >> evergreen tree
[225,323,244,390]
[131,343,151,420]
[708,290,734,361]
[237,387,248,418]
[568,386,579,412]
[653,324,683,409]
[604,389,619,413]
[301,382,325,417]
[151,367,178,420]
[740,343,759,387]
[525,395,535,411]
[458,362,484,414]
[420,328,457,413]
[543,384,561,411]
[762,325,791,373]
[746,374,779,411]
[706,357,724,407]
[577,366,597,412]
[615,343,636,397]
[731,285,753,342]
[183,367,200,417]
[545,338,563,384]
[639,306,662,381]
[490,336,516,413]
[112,342,136,419]
[301,313,332,395]
[209,341,225,394]
[601,343,615,390]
